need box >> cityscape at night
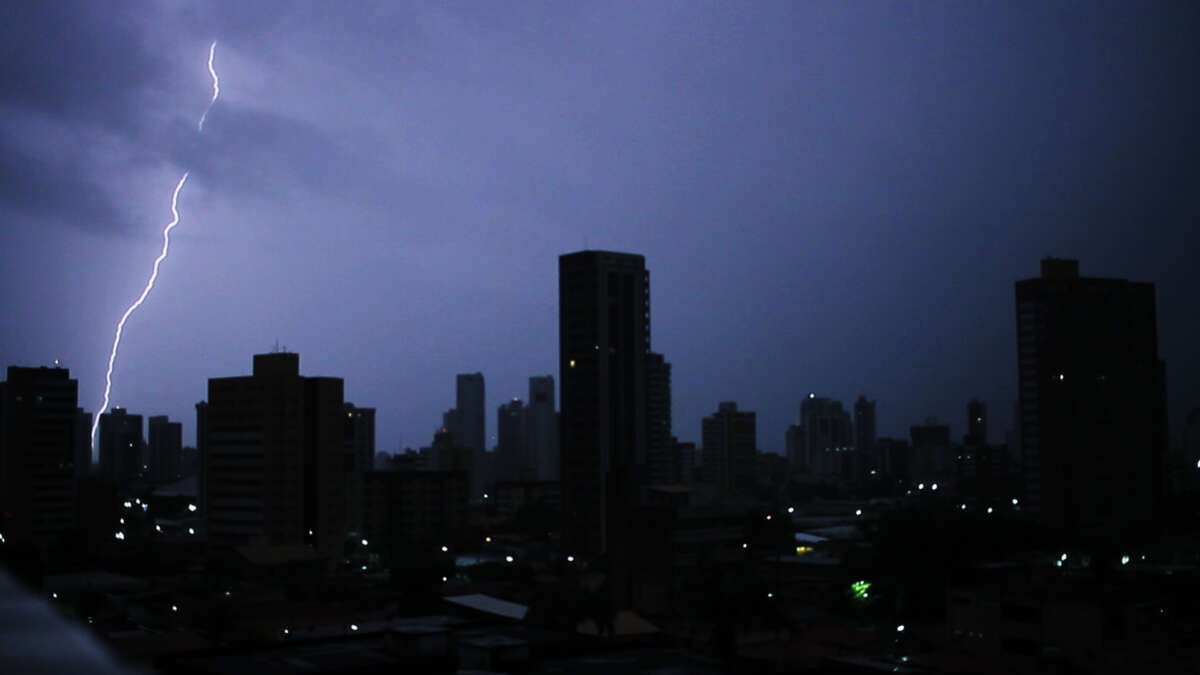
[2,2,1199,673]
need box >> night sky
[2,2,1197,457]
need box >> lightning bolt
[91,42,219,450]
[198,41,219,131]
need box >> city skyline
[2,2,1198,456]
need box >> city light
[1121,555,1130,565]
[188,527,195,535]
[918,483,924,490]
[505,555,514,563]
[986,507,993,514]
[350,624,359,631]
[283,628,289,635]
[441,545,449,552]
[188,504,197,512]
[114,532,125,540]
[855,509,862,516]
[767,592,774,598]
[1061,553,1067,561]
[361,539,369,546]
[896,624,905,632]
[961,504,967,510]
[123,501,132,509]
[566,555,575,562]
[1012,498,1018,505]
[851,580,871,599]
[931,483,938,491]
[796,545,813,555]
[172,605,178,612]
[742,542,748,549]
[51,593,58,599]
[485,536,492,543]
[787,506,794,514]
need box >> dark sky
[2,1,1198,456]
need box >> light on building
[361,539,369,546]
[485,536,492,543]
[188,527,195,535]
[742,543,748,549]
[931,483,938,491]
[809,393,815,399]
[51,592,58,599]
[155,525,163,533]
[896,624,905,632]
[123,501,132,509]
[569,360,576,368]
[766,514,772,521]
[1121,555,1130,565]
[308,530,313,536]
[960,504,967,510]
[505,555,514,563]
[566,555,575,562]
[986,507,993,514]
[1012,498,1018,505]
[442,576,448,582]
[855,509,863,516]
[483,493,489,499]
[918,483,924,490]
[172,605,178,612]
[119,518,124,524]
[188,504,197,512]
[361,565,367,571]
[350,624,359,632]
[1058,373,1065,381]
[1061,553,1068,561]
[283,628,289,635]
[114,532,124,540]
[787,506,794,514]
[441,545,448,552]
[767,592,773,598]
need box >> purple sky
[2,2,1198,456]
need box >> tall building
[496,398,526,483]
[799,395,853,477]
[195,401,208,520]
[559,250,649,588]
[966,399,987,446]
[453,373,485,498]
[645,352,674,485]
[1015,258,1167,536]
[854,395,877,465]
[74,408,92,484]
[204,353,345,563]
[526,376,558,481]
[701,402,757,495]
[910,418,952,478]
[785,424,805,473]
[98,407,143,489]
[343,403,375,534]
[0,366,82,544]
[147,415,182,483]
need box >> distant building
[74,408,92,484]
[854,396,876,455]
[343,403,375,535]
[910,418,952,478]
[645,352,674,486]
[1015,258,1167,536]
[876,437,912,482]
[195,401,208,520]
[966,398,987,446]
[364,470,468,546]
[496,398,526,483]
[526,376,557,482]
[147,415,182,483]
[98,407,143,490]
[203,353,345,564]
[799,395,853,477]
[701,402,757,495]
[673,438,697,485]
[0,366,83,544]
[785,424,804,472]
[559,250,649,608]
[457,373,485,497]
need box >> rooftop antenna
[272,338,280,353]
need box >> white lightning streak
[198,41,219,131]
[91,174,189,445]
[91,41,219,449]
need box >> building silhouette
[0,366,83,544]
[799,395,853,477]
[966,398,987,446]
[98,407,143,490]
[203,353,345,564]
[526,375,558,482]
[910,418,952,479]
[701,401,757,495]
[496,398,526,483]
[147,415,182,484]
[1015,258,1167,537]
[559,249,649,609]
[645,352,674,485]
[456,373,485,497]
[343,403,375,535]
[854,396,876,455]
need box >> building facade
[701,402,757,495]
[1015,258,1167,537]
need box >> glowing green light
[850,580,871,599]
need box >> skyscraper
[204,353,345,563]
[559,250,649,572]
[854,395,877,456]
[147,415,182,483]
[645,352,674,485]
[456,373,485,497]
[98,407,143,489]
[800,395,853,477]
[496,398,526,482]
[0,366,82,544]
[343,403,375,534]
[1015,258,1167,536]
[701,402,757,495]
[966,398,987,446]
[526,375,558,481]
